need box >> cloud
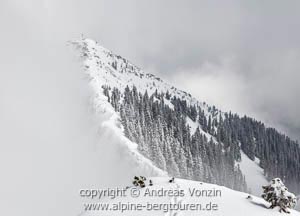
[0,1,142,216]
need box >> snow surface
[164,98,174,110]
[238,151,268,196]
[185,116,198,135]
[185,116,216,143]
[81,177,300,216]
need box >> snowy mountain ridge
[71,37,300,199]
[71,38,217,117]
[71,37,267,194]
[71,38,221,145]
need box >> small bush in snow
[262,178,297,213]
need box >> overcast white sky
[0,1,300,215]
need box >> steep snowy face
[238,151,268,196]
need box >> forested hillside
[103,86,247,191]
[103,84,300,193]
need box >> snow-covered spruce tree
[262,178,297,213]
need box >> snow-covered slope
[81,177,300,216]
[238,151,268,196]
